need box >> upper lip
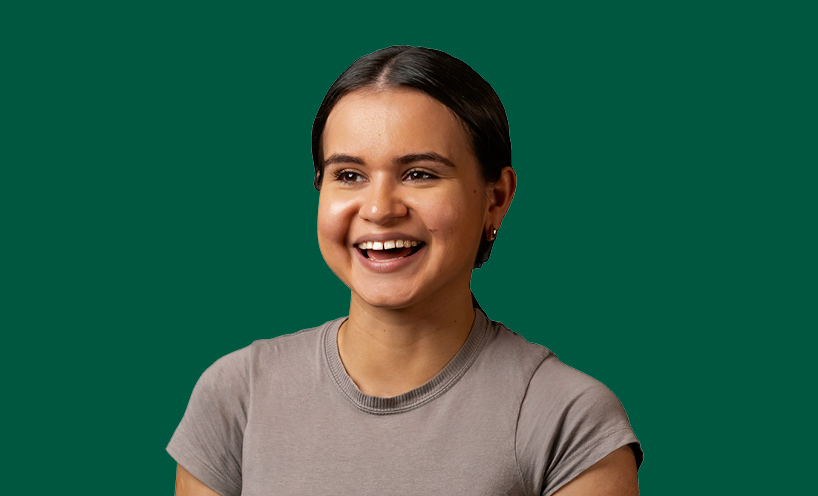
[351,233,425,245]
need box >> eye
[334,170,366,183]
[404,169,437,182]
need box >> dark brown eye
[405,170,436,181]
[335,171,364,183]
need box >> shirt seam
[175,445,242,491]
[544,426,632,488]
[325,313,489,416]
[514,354,551,496]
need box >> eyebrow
[394,152,456,168]
[323,152,456,168]
[323,154,365,167]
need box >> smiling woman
[168,46,642,496]
[318,89,495,313]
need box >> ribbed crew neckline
[324,309,490,415]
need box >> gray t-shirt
[168,310,642,495]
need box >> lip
[351,232,424,246]
[353,241,426,273]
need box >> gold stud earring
[487,225,498,242]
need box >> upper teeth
[358,240,419,250]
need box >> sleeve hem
[167,442,241,496]
[542,427,640,496]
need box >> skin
[174,449,637,496]
[317,88,515,397]
[553,446,639,496]
[174,87,637,494]
[175,464,218,496]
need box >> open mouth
[357,240,426,262]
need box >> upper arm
[516,357,642,495]
[167,348,249,495]
[176,463,223,496]
[551,446,639,496]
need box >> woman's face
[317,88,491,310]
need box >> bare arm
[175,464,222,496]
[173,445,636,496]
[552,445,639,496]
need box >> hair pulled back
[311,46,511,268]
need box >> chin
[354,286,420,310]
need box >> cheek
[420,193,484,243]
[425,205,462,235]
[317,194,356,246]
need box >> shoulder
[192,318,341,397]
[527,352,612,405]
[483,316,623,411]
[479,317,554,372]
[245,318,337,368]
[508,337,642,495]
[521,356,635,453]
[519,348,636,443]
[168,318,344,496]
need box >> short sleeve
[516,356,642,496]
[167,347,250,496]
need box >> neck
[338,288,476,398]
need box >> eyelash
[404,169,437,182]
[333,170,365,183]
[332,169,438,183]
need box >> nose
[358,178,408,225]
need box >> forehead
[323,88,473,161]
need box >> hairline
[318,84,485,184]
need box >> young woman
[169,46,642,496]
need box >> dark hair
[311,46,511,268]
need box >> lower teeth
[364,244,422,261]
[366,252,406,261]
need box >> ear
[485,167,516,231]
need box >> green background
[3,1,815,493]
